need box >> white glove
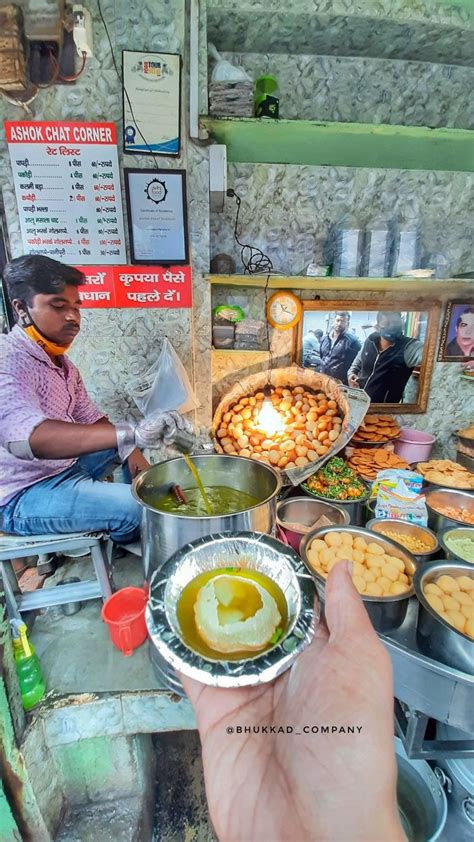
[115,411,194,462]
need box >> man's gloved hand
[115,411,194,462]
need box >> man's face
[333,314,348,334]
[15,284,82,345]
[378,314,403,341]
[456,311,474,352]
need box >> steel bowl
[456,451,474,473]
[366,518,439,563]
[276,496,349,553]
[146,531,317,688]
[300,525,416,632]
[425,488,474,532]
[300,480,372,526]
[439,527,474,565]
[416,464,474,493]
[414,560,474,674]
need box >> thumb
[324,560,377,645]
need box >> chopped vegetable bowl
[302,457,368,501]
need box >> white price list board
[6,121,127,265]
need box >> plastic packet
[329,216,364,277]
[371,469,424,498]
[127,338,199,416]
[208,43,251,83]
[360,218,392,277]
[374,479,428,525]
[213,304,245,323]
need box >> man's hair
[3,255,84,306]
[335,311,350,320]
[315,329,323,338]
[456,307,474,328]
[377,310,402,323]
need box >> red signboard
[77,266,116,308]
[114,265,192,309]
[76,264,192,309]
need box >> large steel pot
[395,738,447,841]
[414,560,474,674]
[133,454,281,578]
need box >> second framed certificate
[124,168,189,265]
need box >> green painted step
[201,117,474,173]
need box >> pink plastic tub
[394,428,436,464]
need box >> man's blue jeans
[0,450,141,544]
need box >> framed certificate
[122,50,181,156]
[124,168,189,265]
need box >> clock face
[267,292,302,330]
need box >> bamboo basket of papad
[212,365,370,486]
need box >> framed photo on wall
[438,300,474,361]
[124,168,189,265]
[122,51,181,156]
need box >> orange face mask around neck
[23,323,72,358]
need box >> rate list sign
[5,121,127,265]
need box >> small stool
[0,532,115,618]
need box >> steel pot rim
[414,559,474,643]
[132,453,282,518]
[276,496,349,528]
[438,525,474,563]
[300,524,416,603]
[366,517,439,557]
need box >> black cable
[97,0,163,170]
[226,189,273,275]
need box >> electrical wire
[97,0,164,170]
[36,48,60,88]
[226,188,273,275]
[48,47,88,82]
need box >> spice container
[366,518,438,564]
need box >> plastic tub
[394,428,436,463]
[102,586,148,656]
[212,324,235,349]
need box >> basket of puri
[212,366,364,486]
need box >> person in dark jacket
[319,312,361,384]
[348,311,423,403]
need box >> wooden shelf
[200,117,474,172]
[207,275,473,294]
[212,348,269,356]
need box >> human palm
[181,561,405,842]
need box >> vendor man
[348,311,423,403]
[0,255,190,543]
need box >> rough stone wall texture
[0,0,212,426]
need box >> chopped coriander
[271,627,283,645]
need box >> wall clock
[266,291,302,331]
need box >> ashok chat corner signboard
[77,265,192,309]
[5,121,127,265]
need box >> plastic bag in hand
[134,410,193,448]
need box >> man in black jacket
[319,312,361,384]
[348,311,423,403]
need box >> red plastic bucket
[101,586,148,656]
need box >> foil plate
[146,532,317,688]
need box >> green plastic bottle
[10,620,46,710]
